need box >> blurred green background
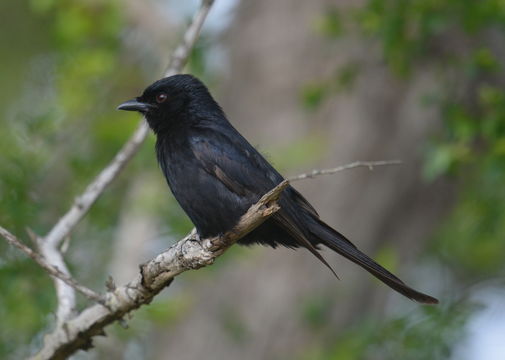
[1,0,504,359]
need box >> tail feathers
[310,219,439,304]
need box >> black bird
[118,74,438,304]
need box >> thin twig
[43,121,149,249]
[164,0,215,75]
[288,160,402,181]
[44,0,214,249]
[0,226,103,304]
[36,0,215,324]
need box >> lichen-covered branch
[30,180,286,360]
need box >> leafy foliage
[299,0,505,357]
[301,300,475,360]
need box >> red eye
[156,93,168,103]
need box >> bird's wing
[190,127,321,213]
[189,128,337,276]
[189,129,281,199]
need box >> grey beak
[117,98,154,113]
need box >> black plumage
[118,74,438,304]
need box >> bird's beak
[116,98,154,113]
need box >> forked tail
[309,218,438,304]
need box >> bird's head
[117,74,221,133]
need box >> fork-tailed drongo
[118,74,438,304]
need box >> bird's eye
[156,93,168,103]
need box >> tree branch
[288,160,402,181]
[43,0,214,257]
[36,0,215,325]
[0,227,103,304]
[30,180,287,360]
[1,160,398,358]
